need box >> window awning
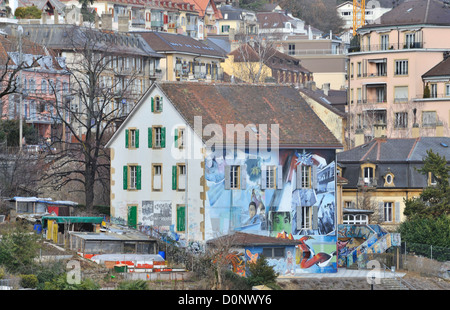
[42,216,103,224]
[367,58,386,63]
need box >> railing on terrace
[349,42,425,53]
[359,99,387,104]
[288,48,346,56]
[414,94,450,100]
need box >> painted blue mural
[244,235,337,275]
[205,148,338,273]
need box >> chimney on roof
[444,51,450,60]
[323,83,330,96]
[118,15,129,32]
[101,14,113,31]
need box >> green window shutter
[151,97,154,112]
[161,127,166,148]
[135,129,139,148]
[125,129,129,148]
[136,166,141,190]
[123,166,128,190]
[177,205,185,232]
[160,97,163,111]
[172,165,177,190]
[148,127,152,148]
[174,128,178,148]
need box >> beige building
[347,0,450,148]
[137,31,226,82]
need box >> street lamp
[18,25,23,150]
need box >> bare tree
[206,233,245,289]
[229,32,280,83]
[0,149,42,198]
[40,25,143,210]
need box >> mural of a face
[205,148,338,273]
[271,212,291,235]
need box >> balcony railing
[349,42,425,53]
[288,48,346,56]
[414,94,450,101]
[359,99,387,104]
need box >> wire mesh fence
[402,241,450,262]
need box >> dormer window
[383,171,395,187]
[360,163,377,187]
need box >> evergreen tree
[403,149,450,220]
[246,255,278,287]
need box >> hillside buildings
[347,0,450,148]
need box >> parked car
[25,145,40,154]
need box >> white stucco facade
[107,84,205,243]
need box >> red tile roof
[158,82,342,148]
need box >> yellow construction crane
[353,0,365,36]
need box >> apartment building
[0,33,70,143]
[347,0,450,147]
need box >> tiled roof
[183,0,222,18]
[256,11,294,29]
[229,43,311,74]
[337,137,450,189]
[365,0,450,28]
[3,24,162,58]
[137,31,227,58]
[422,55,450,78]
[337,137,450,163]
[0,34,64,70]
[157,82,342,148]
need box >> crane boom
[353,0,365,36]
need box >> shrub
[116,280,148,290]
[14,6,42,19]
[20,274,38,289]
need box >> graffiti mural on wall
[205,149,336,237]
[205,148,337,273]
[244,235,337,275]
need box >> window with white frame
[299,165,311,188]
[363,166,374,183]
[430,83,438,98]
[266,165,277,189]
[394,112,408,128]
[154,127,162,148]
[384,202,393,222]
[395,60,408,75]
[230,165,240,189]
[129,165,138,190]
[152,164,162,191]
[178,164,186,191]
[394,86,408,103]
[343,214,368,225]
[301,206,311,229]
[380,34,389,50]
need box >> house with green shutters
[106,81,343,275]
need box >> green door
[128,206,137,229]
